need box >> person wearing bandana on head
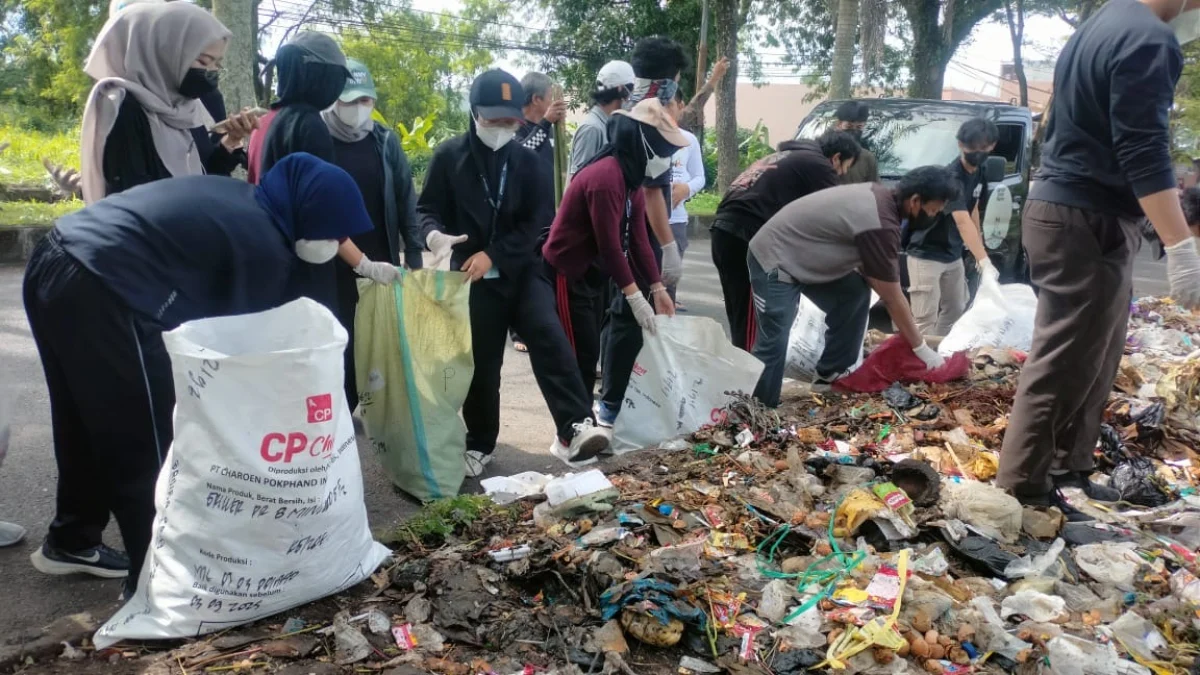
[997,0,1200,519]
[22,154,384,597]
[321,59,424,410]
[417,69,610,478]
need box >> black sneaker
[1053,472,1122,503]
[31,541,129,579]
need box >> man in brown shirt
[748,166,957,406]
[835,101,879,184]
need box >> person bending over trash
[23,153,388,598]
[710,130,861,350]
[418,69,609,478]
[542,98,684,431]
[748,166,958,407]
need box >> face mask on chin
[335,103,373,129]
[295,239,339,264]
[475,119,517,150]
[1172,0,1200,44]
[641,128,672,178]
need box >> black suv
[796,98,1036,283]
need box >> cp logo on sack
[307,394,332,423]
[259,394,335,463]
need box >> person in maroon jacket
[542,99,685,420]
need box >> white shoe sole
[30,548,129,579]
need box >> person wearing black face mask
[904,117,999,337]
[79,3,258,202]
[835,101,879,184]
[254,32,351,179]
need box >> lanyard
[620,191,634,257]
[480,163,508,214]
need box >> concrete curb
[0,215,717,266]
[0,611,99,672]
[0,226,50,265]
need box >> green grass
[385,494,494,545]
[0,125,78,186]
[0,200,81,226]
[688,190,720,216]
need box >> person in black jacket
[709,131,860,350]
[419,69,609,476]
[322,58,424,408]
[23,153,379,596]
[79,2,259,203]
[257,32,349,176]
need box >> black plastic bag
[1110,456,1172,507]
[1099,423,1127,466]
[940,527,1017,577]
[770,649,824,674]
[1131,401,1166,433]
[883,382,919,410]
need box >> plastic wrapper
[758,579,795,623]
[939,480,1023,543]
[1110,457,1172,507]
[1073,542,1142,590]
[1000,590,1066,622]
[1047,635,1149,675]
[1004,537,1065,579]
[1109,611,1168,662]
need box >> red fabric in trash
[833,335,970,393]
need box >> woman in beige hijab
[79,2,251,203]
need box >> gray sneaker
[0,521,25,548]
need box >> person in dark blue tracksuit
[23,153,380,596]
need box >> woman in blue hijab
[22,153,391,597]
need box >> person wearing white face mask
[417,69,610,477]
[996,0,1200,521]
[321,58,424,409]
[21,154,380,596]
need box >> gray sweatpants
[907,256,967,337]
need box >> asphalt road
[0,237,1170,638]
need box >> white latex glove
[660,240,683,287]
[427,231,468,260]
[354,257,400,285]
[626,293,657,336]
[1166,238,1200,310]
[977,257,1000,285]
[913,342,945,370]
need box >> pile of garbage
[45,298,1200,675]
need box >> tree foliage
[337,0,499,136]
[1,0,107,124]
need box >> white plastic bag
[611,316,764,454]
[785,292,878,380]
[939,276,1037,355]
[95,299,390,648]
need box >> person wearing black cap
[418,69,609,478]
[835,101,879,184]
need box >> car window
[797,104,1024,180]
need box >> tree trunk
[830,0,859,100]
[1003,0,1027,106]
[714,0,740,193]
[212,0,257,112]
[905,0,947,99]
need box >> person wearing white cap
[567,60,635,177]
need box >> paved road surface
[0,238,1170,637]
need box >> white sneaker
[550,419,610,466]
[0,521,25,548]
[464,450,493,478]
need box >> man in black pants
[419,70,608,478]
[710,131,860,350]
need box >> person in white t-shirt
[665,91,706,308]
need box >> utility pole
[212,0,257,112]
